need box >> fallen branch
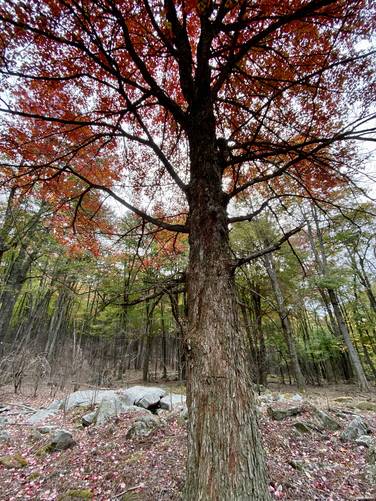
[115,484,145,498]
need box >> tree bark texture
[184,118,270,500]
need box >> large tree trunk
[184,118,270,499]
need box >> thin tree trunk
[327,288,369,391]
[251,286,267,387]
[142,298,158,383]
[0,187,16,265]
[0,247,36,343]
[168,290,187,380]
[307,210,369,391]
[239,300,257,375]
[356,254,376,314]
[263,253,305,390]
[160,301,168,380]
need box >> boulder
[37,425,57,434]
[126,414,160,439]
[314,409,341,431]
[0,416,8,426]
[48,429,76,451]
[60,389,117,411]
[273,394,287,402]
[120,386,166,410]
[47,400,62,411]
[0,430,11,443]
[121,405,151,416]
[291,394,304,402]
[82,411,96,427]
[355,435,375,448]
[258,394,274,405]
[27,408,58,425]
[85,401,149,427]
[27,386,172,427]
[340,416,371,442]
[267,405,302,421]
[160,393,186,411]
[136,414,160,427]
[95,395,128,426]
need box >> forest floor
[0,381,375,501]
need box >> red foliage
[0,0,374,248]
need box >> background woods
[1,191,376,394]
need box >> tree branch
[212,0,338,95]
[233,224,304,269]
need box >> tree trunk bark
[356,254,376,314]
[0,247,36,344]
[0,187,16,265]
[142,298,159,383]
[184,124,270,499]
[263,253,305,390]
[327,288,369,391]
[252,289,267,387]
[160,301,168,380]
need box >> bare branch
[233,224,304,269]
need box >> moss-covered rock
[47,429,76,452]
[28,471,42,481]
[58,488,93,500]
[28,429,44,442]
[340,416,371,442]
[333,396,353,403]
[267,405,302,421]
[289,459,306,471]
[0,453,28,468]
[314,409,341,431]
[293,421,313,434]
[356,401,376,412]
[125,451,144,464]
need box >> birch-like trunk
[307,211,369,391]
[263,253,305,390]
